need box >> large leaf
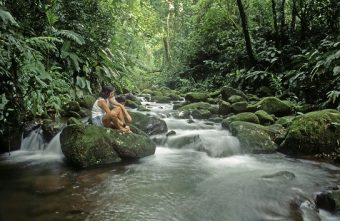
[0,8,19,27]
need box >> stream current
[0,99,340,221]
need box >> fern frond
[0,8,19,27]
[25,37,61,52]
[53,30,85,45]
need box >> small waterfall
[44,132,63,156]
[20,128,46,151]
[6,127,64,162]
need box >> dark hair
[115,96,126,104]
[98,85,115,99]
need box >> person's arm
[109,97,124,108]
[98,99,117,117]
[123,108,132,123]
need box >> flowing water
[1,100,340,221]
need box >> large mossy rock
[178,102,211,111]
[252,97,293,117]
[218,101,232,115]
[222,112,260,128]
[129,111,168,135]
[228,121,277,154]
[185,92,209,103]
[255,110,275,125]
[221,86,247,101]
[60,124,156,168]
[279,109,340,155]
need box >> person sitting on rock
[114,95,133,126]
[91,85,131,132]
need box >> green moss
[185,92,209,102]
[60,124,156,168]
[222,112,259,128]
[255,110,274,125]
[254,97,293,117]
[228,121,277,153]
[280,109,340,155]
[178,102,211,111]
[228,95,246,104]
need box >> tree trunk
[236,0,255,63]
[279,0,286,41]
[163,36,171,65]
[290,0,297,32]
[271,0,279,47]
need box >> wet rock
[151,95,173,103]
[315,190,340,212]
[228,121,277,154]
[42,119,64,142]
[125,99,140,108]
[231,101,249,113]
[218,101,232,115]
[250,97,293,117]
[255,110,275,125]
[279,109,340,156]
[129,111,168,135]
[228,95,246,104]
[60,124,156,168]
[275,116,295,128]
[166,130,176,137]
[222,112,260,128]
[166,134,204,150]
[185,92,209,103]
[178,102,211,112]
[221,86,248,101]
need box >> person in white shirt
[91,85,132,132]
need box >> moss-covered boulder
[190,109,213,119]
[221,86,247,101]
[252,97,293,117]
[275,116,295,128]
[218,101,232,115]
[279,109,340,155]
[125,99,140,109]
[222,112,260,128]
[185,92,209,103]
[178,102,211,111]
[231,101,249,113]
[60,124,156,168]
[227,121,277,153]
[228,95,246,104]
[129,111,168,135]
[255,110,275,125]
[168,94,182,101]
[77,95,96,109]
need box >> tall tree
[236,0,255,63]
[271,0,279,47]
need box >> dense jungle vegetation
[0,0,339,131]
